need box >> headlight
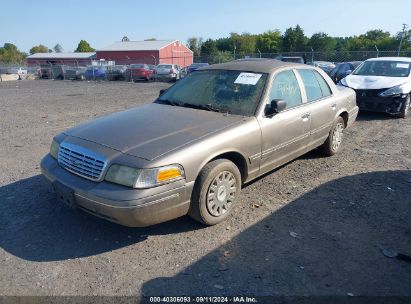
[105,165,141,187]
[379,85,406,97]
[50,139,60,159]
[105,164,185,188]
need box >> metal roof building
[96,40,193,67]
[26,52,96,66]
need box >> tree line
[1,25,410,64]
[187,25,411,58]
[0,40,95,64]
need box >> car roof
[365,57,411,62]
[203,59,305,74]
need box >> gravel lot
[0,80,410,299]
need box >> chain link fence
[193,50,411,64]
[1,51,410,81]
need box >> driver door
[258,69,311,175]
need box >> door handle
[301,112,310,120]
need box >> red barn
[96,40,193,67]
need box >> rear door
[258,69,311,174]
[296,69,335,147]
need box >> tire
[321,116,345,156]
[188,159,241,225]
[396,94,410,119]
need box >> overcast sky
[1,0,410,53]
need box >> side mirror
[265,99,286,117]
[159,89,167,96]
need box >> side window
[269,70,302,110]
[313,70,332,97]
[297,69,323,102]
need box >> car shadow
[0,175,203,262]
[356,111,396,121]
[141,170,411,297]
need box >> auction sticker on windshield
[396,63,409,69]
[234,72,262,85]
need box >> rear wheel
[189,159,241,225]
[397,94,410,118]
[321,116,345,156]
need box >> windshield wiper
[156,98,179,106]
[181,102,222,113]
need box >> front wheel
[321,116,345,156]
[397,94,410,118]
[188,159,241,225]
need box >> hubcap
[206,171,237,217]
[332,123,344,151]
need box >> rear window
[281,57,304,63]
[191,63,208,67]
[130,64,145,68]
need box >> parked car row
[311,61,336,74]
[274,57,362,84]
[329,61,362,83]
[37,62,212,82]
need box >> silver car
[155,64,181,82]
[41,59,358,227]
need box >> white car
[9,67,28,75]
[340,57,411,118]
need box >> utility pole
[398,23,408,56]
[374,45,379,57]
[233,43,236,61]
[310,47,314,63]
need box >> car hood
[344,75,408,90]
[64,103,245,161]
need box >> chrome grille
[57,142,107,181]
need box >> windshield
[155,70,267,116]
[157,65,172,69]
[130,64,145,68]
[190,63,208,68]
[282,57,304,63]
[354,61,411,77]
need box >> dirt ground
[0,80,410,300]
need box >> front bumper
[355,90,408,114]
[40,154,193,227]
